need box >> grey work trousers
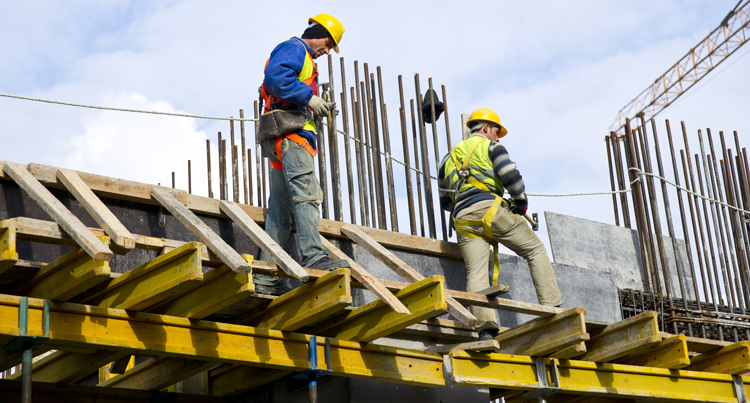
[456,204,562,331]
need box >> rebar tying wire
[5,91,748,205]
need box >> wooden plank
[78,242,203,311]
[424,339,499,354]
[341,224,477,327]
[618,335,690,369]
[580,311,662,363]
[475,284,510,297]
[321,236,410,315]
[151,188,251,274]
[99,356,216,390]
[494,307,589,356]
[549,342,587,359]
[0,219,19,276]
[154,257,254,319]
[234,267,352,331]
[57,168,136,250]
[220,201,308,281]
[688,341,750,374]
[17,349,127,384]
[310,275,448,342]
[12,236,111,301]
[3,162,113,261]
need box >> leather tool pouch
[257,109,310,144]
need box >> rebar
[340,58,356,224]
[623,121,652,292]
[377,66,398,232]
[327,55,343,222]
[634,126,660,293]
[354,61,374,227]
[728,150,750,308]
[352,90,368,226]
[365,66,386,229]
[428,78,448,241]
[693,151,721,308]
[411,99,426,238]
[254,100,263,208]
[613,134,631,228]
[721,133,749,309]
[172,171,175,189]
[240,109,248,204]
[360,81,377,228]
[218,133,225,200]
[605,135,620,226]
[415,73,437,239]
[650,120,687,334]
[399,76,416,235]
[188,160,192,195]
[441,85,453,150]
[316,114,329,219]
[206,139,213,199]
[231,118,239,203]
[247,148,253,205]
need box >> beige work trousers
[456,204,562,331]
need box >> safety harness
[448,139,508,286]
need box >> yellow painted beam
[618,335,691,369]
[98,356,215,390]
[12,349,127,383]
[688,341,750,374]
[450,351,750,402]
[12,236,111,301]
[0,219,19,275]
[311,275,448,342]
[235,267,352,331]
[209,365,292,397]
[0,294,444,387]
[78,242,203,311]
[154,255,254,319]
[494,307,589,356]
[580,311,661,362]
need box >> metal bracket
[293,336,333,380]
[522,358,562,403]
[4,297,49,351]
[733,375,748,403]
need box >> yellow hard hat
[309,14,345,53]
[466,108,508,138]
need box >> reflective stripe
[444,136,505,205]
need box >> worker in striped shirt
[438,108,562,341]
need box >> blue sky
[1,1,748,258]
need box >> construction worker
[438,108,562,340]
[255,14,349,293]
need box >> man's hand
[308,95,335,117]
[506,198,528,216]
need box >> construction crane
[610,0,750,134]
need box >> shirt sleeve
[488,141,528,212]
[264,40,314,107]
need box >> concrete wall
[546,211,695,300]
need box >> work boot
[309,257,350,271]
[478,329,499,341]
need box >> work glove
[307,95,335,118]
[507,198,528,216]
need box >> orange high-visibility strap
[271,134,317,170]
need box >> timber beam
[450,351,750,403]
[9,349,127,384]
[98,356,216,390]
[688,341,750,374]
[494,307,589,356]
[310,275,448,342]
[579,311,662,362]
[0,294,445,387]
[0,219,19,276]
[617,334,691,369]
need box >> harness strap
[271,134,317,170]
[453,196,508,286]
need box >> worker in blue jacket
[255,14,348,294]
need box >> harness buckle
[458,169,470,178]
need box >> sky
[1,0,748,261]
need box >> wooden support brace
[77,241,204,311]
[340,224,477,327]
[321,236,410,315]
[310,275,448,342]
[14,349,127,384]
[618,334,690,369]
[494,307,589,356]
[154,255,254,319]
[220,200,308,281]
[56,168,136,250]
[13,236,112,301]
[580,311,661,363]
[234,267,352,331]
[0,219,19,276]
[476,284,509,297]
[99,356,216,390]
[400,318,478,342]
[151,188,251,274]
[3,162,113,261]
[688,341,750,374]
[209,365,291,397]
[423,339,500,354]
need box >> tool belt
[257,109,311,144]
[270,134,317,170]
[453,196,509,287]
